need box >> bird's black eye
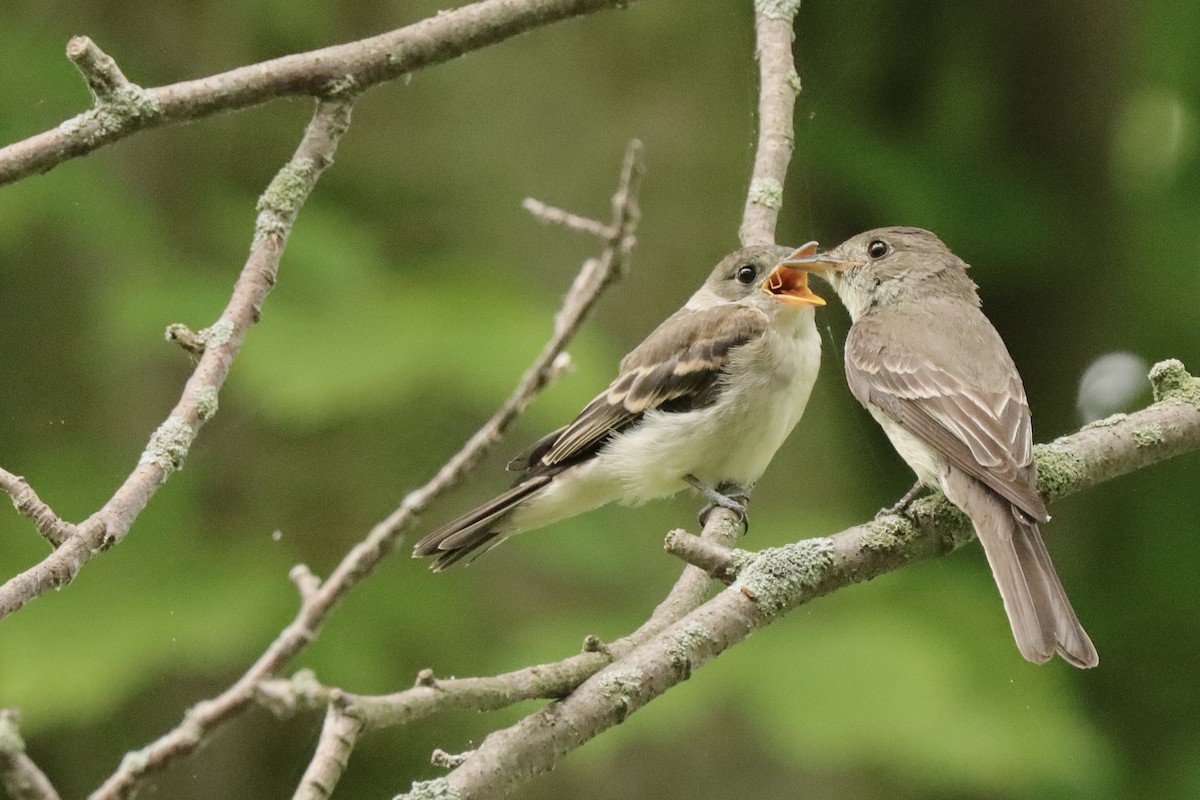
[736,264,758,284]
[867,239,889,259]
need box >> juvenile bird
[773,227,1097,668]
[414,244,837,570]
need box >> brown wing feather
[521,304,768,476]
[846,301,1048,520]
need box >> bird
[772,226,1098,668]
[413,243,837,571]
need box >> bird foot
[685,476,751,532]
[876,480,925,519]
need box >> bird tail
[412,475,551,571]
[943,469,1098,668]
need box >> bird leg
[877,479,925,518]
[685,475,751,531]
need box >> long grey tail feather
[412,475,551,571]
[943,469,1098,668]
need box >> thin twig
[0,99,353,624]
[65,36,133,104]
[0,469,75,548]
[290,702,365,800]
[663,529,740,581]
[0,710,62,800]
[522,197,613,238]
[92,139,645,800]
[739,0,802,246]
[0,0,639,186]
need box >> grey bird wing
[415,303,767,570]
[517,303,769,476]
[845,305,1049,521]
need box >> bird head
[767,227,978,320]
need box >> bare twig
[93,140,645,800]
[663,529,739,580]
[65,36,134,104]
[0,469,75,548]
[0,0,639,186]
[0,710,62,800]
[522,197,613,238]
[0,99,353,624]
[291,702,365,800]
[739,0,803,246]
[414,363,1200,799]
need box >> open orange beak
[764,241,860,306]
[763,241,825,307]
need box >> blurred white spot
[1111,88,1194,192]
[272,530,283,542]
[1077,352,1148,423]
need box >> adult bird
[773,227,1097,667]
[414,244,838,570]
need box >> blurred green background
[1,1,1198,798]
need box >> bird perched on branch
[772,227,1097,667]
[414,244,842,571]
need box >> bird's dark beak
[766,244,861,304]
[777,246,863,274]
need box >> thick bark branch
[416,365,1200,799]
[0,0,637,186]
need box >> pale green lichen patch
[323,74,358,98]
[254,158,315,245]
[754,0,802,20]
[1133,423,1164,447]
[748,177,784,210]
[598,667,643,705]
[395,778,460,800]
[1081,412,1127,430]
[200,319,235,349]
[58,86,161,141]
[1034,442,1085,502]
[139,416,195,474]
[786,68,802,94]
[726,548,757,577]
[906,493,974,549]
[666,621,713,669]
[860,514,914,552]
[259,158,315,216]
[194,386,219,421]
[1149,359,1200,408]
[731,538,834,615]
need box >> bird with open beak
[770,227,1097,668]
[414,243,841,570]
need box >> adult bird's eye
[867,239,889,259]
[736,264,758,284]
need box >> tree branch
[0,0,638,186]
[0,710,62,800]
[290,702,365,800]
[0,469,75,548]
[0,99,353,624]
[404,363,1200,799]
[739,0,802,246]
[91,139,645,800]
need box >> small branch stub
[66,36,132,104]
